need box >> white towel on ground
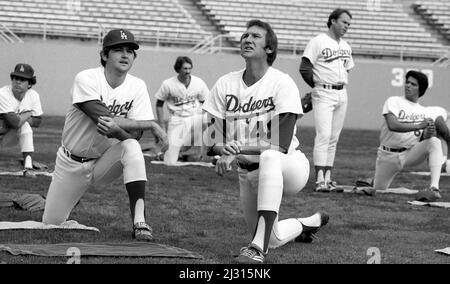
[0,220,99,232]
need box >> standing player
[0,63,43,172]
[42,29,168,241]
[371,71,443,200]
[203,20,328,264]
[155,56,209,165]
[299,8,354,192]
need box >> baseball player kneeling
[203,20,328,264]
[42,29,168,241]
[372,71,443,201]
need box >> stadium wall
[1,41,449,130]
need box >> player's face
[332,13,351,38]
[104,45,136,73]
[404,76,420,102]
[240,26,269,62]
[178,62,192,80]
[11,76,31,95]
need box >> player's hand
[159,135,169,153]
[221,141,241,156]
[97,116,121,138]
[216,154,235,176]
[421,118,436,140]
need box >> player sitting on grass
[362,71,444,201]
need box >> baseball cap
[103,29,139,50]
[10,63,35,80]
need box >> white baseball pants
[0,122,34,152]
[164,113,205,165]
[238,149,310,249]
[43,139,147,225]
[373,137,443,190]
[312,88,348,166]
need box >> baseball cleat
[235,245,265,264]
[295,212,329,243]
[415,187,442,202]
[327,181,344,192]
[315,181,329,192]
[133,222,153,241]
[353,187,376,196]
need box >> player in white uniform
[203,20,328,264]
[300,8,354,192]
[42,29,168,241]
[372,71,443,200]
[0,63,43,172]
[426,106,450,173]
[155,56,209,165]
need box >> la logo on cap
[120,30,128,40]
[20,65,25,72]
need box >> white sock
[133,199,145,224]
[324,169,331,183]
[24,155,33,169]
[316,169,324,183]
[297,213,321,227]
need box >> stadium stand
[194,0,449,59]
[0,0,449,60]
[0,0,211,46]
[412,0,450,41]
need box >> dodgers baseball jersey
[0,85,43,116]
[62,67,154,158]
[203,67,302,163]
[155,75,209,117]
[303,33,354,85]
[379,96,428,149]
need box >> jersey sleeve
[302,36,319,64]
[202,77,226,119]
[382,97,398,116]
[30,91,43,116]
[197,79,209,102]
[272,75,303,117]
[127,80,155,121]
[154,80,169,101]
[0,89,14,114]
[71,71,101,104]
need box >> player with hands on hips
[42,29,168,241]
[299,8,354,192]
[155,56,209,165]
[203,20,329,264]
[370,71,443,201]
[0,63,43,173]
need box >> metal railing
[0,23,24,43]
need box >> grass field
[0,116,448,264]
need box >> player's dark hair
[10,75,36,88]
[243,19,278,66]
[327,8,352,28]
[100,45,137,67]
[406,70,429,97]
[173,56,193,73]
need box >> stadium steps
[399,1,450,47]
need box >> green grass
[0,116,448,264]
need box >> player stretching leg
[42,29,168,240]
[203,20,328,264]
[371,71,443,201]
[300,9,354,192]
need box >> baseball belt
[62,146,96,163]
[381,145,407,153]
[321,84,344,90]
[237,161,260,172]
